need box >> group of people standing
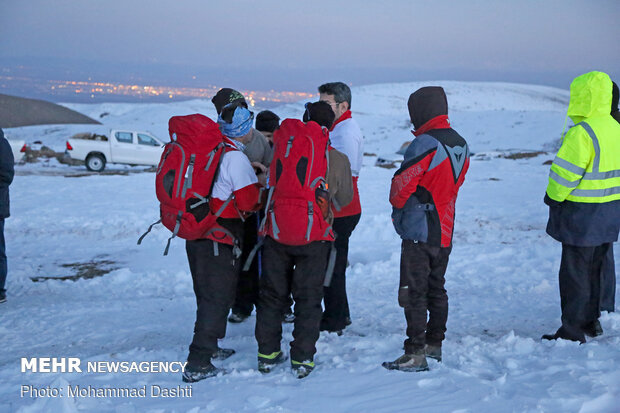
[0,71,616,383]
[181,82,365,382]
[180,71,618,382]
[179,81,474,379]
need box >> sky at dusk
[1,0,619,99]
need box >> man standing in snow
[384,87,469,372]
[253,109,297,322]
[212,88,273,324]
[182,105,265,382]
[254,102,353,379]
[318,82,363,334]
[0,128,14,303]
[600,80,620,316]
[543,71,620,343]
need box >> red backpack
[260,119,334,245]
[138,113,227,255]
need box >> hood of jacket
[407,87,448,130]
[567,71,613,124]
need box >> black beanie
[408,87,448,129]
[255,110,280,132]
[303,101,335,129]
[612,81,619,113]
[211,88,247,115]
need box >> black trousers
[559,243,613,338]
[322,213,360,331]
[0,218,6,293]
[255,237,330,362]
[399,240,451,353]
[600,244,616,313]
[232,213,260,316]
[186,239,240,366]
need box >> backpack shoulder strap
[206,143,227,199]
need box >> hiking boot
[541,326,586,344]
[182,361,224,383]
[582,320,603,338]
[320,326,343,336]
[282,309,295,323]
[0,290,6,304]
[320,320,343,336]
[424,344,442,362]
[345,316,352,326]
[382,351,429,372]
[258,351,287,373]
[291,360,315,379]
[212,347,235,361]
[228,311,249,323]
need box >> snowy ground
[1,81,618,413]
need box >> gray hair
[318,82,352,109]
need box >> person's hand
[257,172,267,186]
[251,162,268,175]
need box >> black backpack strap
[137,219,161,245]
[259,186,275,232]
[323,243,338,287]
[207,144,226,196]
[305,201,314,241]
[242,238,264,272]
[163,212,183,256]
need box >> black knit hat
[303,101,335,129]
[211,88,247,115]
[255,110,280,132]
[612,81,619,113]
[408,87,448,129]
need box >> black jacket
[0,128,15,218]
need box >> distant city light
[0,75,315,105]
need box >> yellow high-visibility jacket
[545,71,620,246]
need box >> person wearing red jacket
[383,86,469,372]
[318,82,363,334]
[182,105,265,383]
[212,88,274,324]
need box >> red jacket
[390,116,469,247]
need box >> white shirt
[211,149,258,201]
[330,117,363,176]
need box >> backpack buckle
[305,201,314,241]
[285,136,294,157]
[417,203,435,211]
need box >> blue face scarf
[217,105,254,138]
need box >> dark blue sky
[1,0,619,91]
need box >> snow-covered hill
[2,81,618,413]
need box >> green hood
[567,71,613,123]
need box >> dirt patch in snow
[31,259,119,282]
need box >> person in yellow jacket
[542,71,620,343]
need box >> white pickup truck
[66,130,165,172]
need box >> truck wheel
[86,154,106,172]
